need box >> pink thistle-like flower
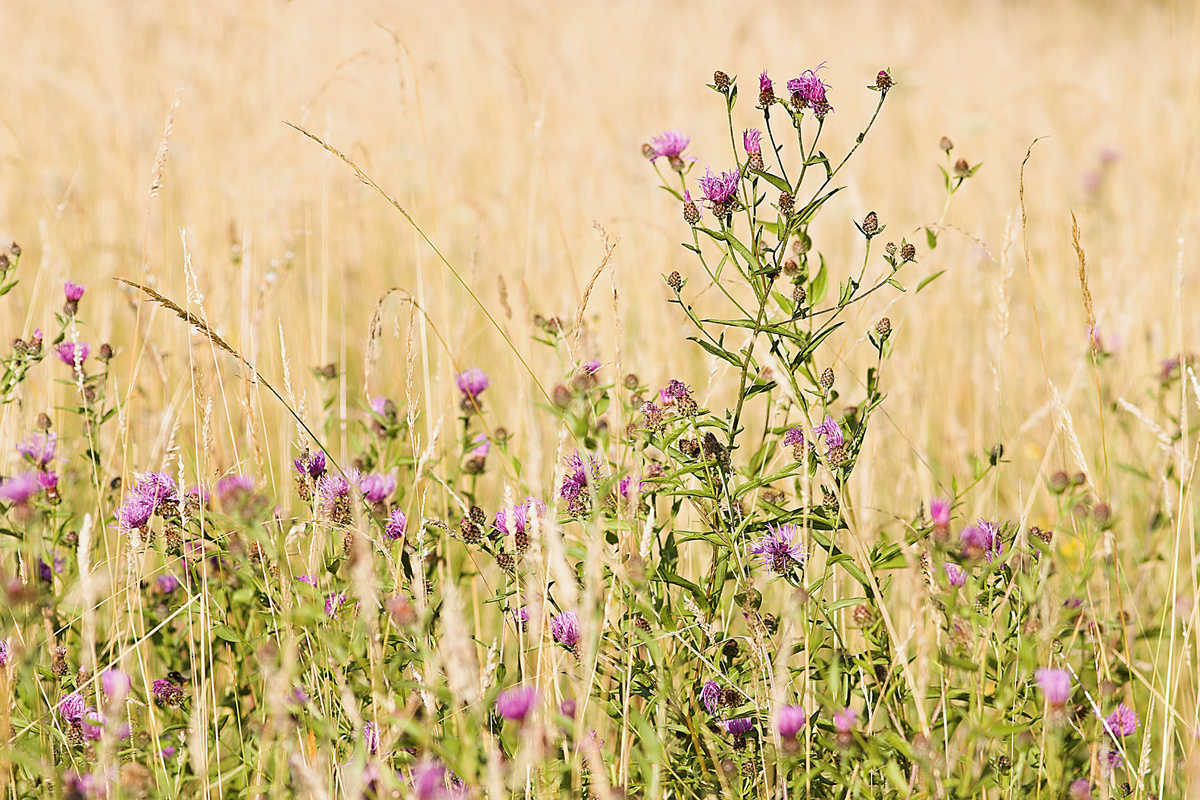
[385,509,407,541]
[960,519,1003,562]
[58,692,87,725]
[1035,668,1072,706]
[783,427,804,447]
[930,498,951,528]
[454,368,491,400]
[743,129,763,156]
[701,680,720,714]
[325,591,347,618]
[0,473,41,506]
[787,64,834,118]
[943,563,967,587]
[721,717,754,736]
[17,431,57,469]
[495,685,537,723]
[359,473,396,504]
[55,341,90,367]
[812,415,844,450]
[363,721,380,754]
[494,497,545,536]
[64,280,86,302]
[648,130,695,164]
[157,575,180,593]
[1102,703,1138,738]
[698,168,741,207]
[411,760,465,800]
[777,705,807,739]
[747,523,807,574]
[551,610,581,647]
[216,474,254,503]
[102,668,132,701]
[1069,779,1093,800]
[469,433,490,459]
[833,707,858,734]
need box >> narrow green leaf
[688,337,742,367]
[809,256,829,305]
[915,269,947,293]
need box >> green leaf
[751,168,791,194]
[722,230,757,268]
[886,278,906,292]
[688,337,742,367]
[925,226,938,250]
[793,321,844,365]
[809,256,829,305]
[915,269,947,293]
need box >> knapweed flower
[1035,668,1072,707]
[152,678,185,708]
[37,471,58,492]
[960,519,1003,562]
[701,680,720,714]
[1069,779,1093,800]
[721,717,755,736]
[157,575,180,593]
[55,341,90,368]
[930,498,950,528]
[64,280,86,302]
[318,470,358,525]
[1102,703,1138,738]
[698,168,741,217]
[101,668,132,701]
[777,705,807,739]
[943,563,966,587]
[561,453,603,513]
[758,70,775,105]
[833,707,858,735]
[469,433,490,459]
[81,708,104,740]
[294,451,327,480]
[648,130,694,169]
[58,692,87,725]
[682,189,701,225]
[744,129,764,171]
[0,637,10,666]
[385,509,407,541]
[1101,748,1124,775]
[493,496,545,537]
[617,476,645,505]
[551,610,581,649]
[454,368,491,402]
[787,65,833,118]
[216,474,254,503]
[0,473,40,506]
[495,685,537,723]
[813,415,844,450]
[296,574,318,587]
[511,606,530,630]
[662,379,692,402]
[38,553,65,583]
[17,431,57,469]
[114,493,154,532]
[411,760,466,800]
[325,591,347,618]
[748,523,808,574]
[363,721,380,754]
[783,426,804,447]
[359,472,396,504]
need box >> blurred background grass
[1,0,1198,533]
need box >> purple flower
[216,474,254,502]
[721,717,754,736]
[783,427,804,447]
[37,471,58,491]
[495,685,537,722]
[296,574,318,587]
[160,745,177,759]
[701,680,720,714]
[960,519,1003,562]
[55,341,90,367]
[493,497,544,536]
[1069,779,1093,800]
[17,431,57,469]
[777,705,807,739]
[359,473,396,504]
[663,379,692,401]
[787,64,834,118]
[469,433,490,459]
[0,473,40,505]
[63,772,103,799]
[385,509,407,541]
[157,574,180,593]
[411,760,465,800]
[743,129,762,156]
[363,721,380,754]
[317,471,358,506]
[325,592,347,618]
[747,523,808,573]
[833,707,858,735]
[58,692,86,725]
[370,396,389,416]
[102,668,131,700]
[64,281,86,302]
[930,498,950,528]
[135,471,179,507]
[0,637,10,666]
[38,553,65,582]
[648,130,694,164]
[551,610,581,647]
[698,168,741,207]
[1035,668,1072,707]
[82,708,104,740]
[813,415,844,449]
[581,359,601,375]
[758,70,773,97]
[1101,748,1124,775]
[617,476,644,503]
[511,606,530,629]
[454,368,491,400]
[151,678,184,707]
[293,451,327,480]
[1102,703,1138,738]
[943,563,966,587]
[561,453,602,504]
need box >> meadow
[1,0,1199,797]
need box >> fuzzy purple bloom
[151,679,184,707]
[454,368,491,400]
[581,359,601,375]
[748,523,807,574]
[359,473,396,504]
[698,168,741,207]
[495,685,538,722]
[1035,668,1072,706]
[58,692,86,725]
[363,721,380,754]
[469,433,490,459]
[494,497,544,536]
[743,129,763,156]
[317,471,358,506]
[551,610,581,647]
[325,592,347,618]
[157,574,180,593]
[701,680,720,714]
[777,705,807,739]
[758,70,773,95]
[296,574,318,587]
[943,563,967,587]
[721,717,754,736]
[663,379,692,401]
[113,493,155,532]
[0,637,10,666]
[960,519,1003,562]
[783,427,804,447]
[38,553,65,582]
[833,707,858,734]
[64,281,86,302]
[511,606,530,628]
[560,453,602,503]
[0,473,40,505]
[294,451,327,479]
[617,476,645,502]
[216,474,254,502]
[37,471,58,491]
[370,396,389,416]
[102,668,132,700]
[787,64,834,118]
[55,341,90,367]
[384,509,407,541]
[813,415,844,449]
[17,431,57,469]
[648,130,694,163]
[1069,779,1093,800]
[930,498,950,527]
[411,760,466,800]
[1102,703,1138,738]
[81,708,104,740]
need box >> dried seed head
[666,271,683,291]
[469,505,486,525]
[820,367,835,390]
[861,211,879,235]
[36,413,52,430]
[876,317,892,337]
[782,258,800,278]
[779,191,794,217]
[683,197,700,225]
[885,242,897,257]
[899,242,917,263]
[722,639,740,659]
[459,518,483,545]
[641,143,655,160]
[852,604,875,626]
[954,158,971,177]
[1030,526,1053,544]
[874,69,894,92]
[98,343,114,362]
[52,646,69,677]
[495,551,516,572]
[939,136,954,153]
[623,373,639,389]
[679,438,700,459]
[792,284,806,305]
[822,486,838,508]
[719,687,740,707]
[713,71,732,92]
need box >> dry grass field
[2,0,1200,797]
